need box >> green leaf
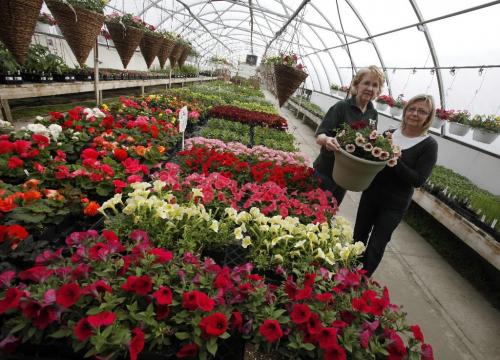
[206,340,218,356]
[50,328,72,338]
[175,332,190,340]
[302,343,315,351]
[219,332,230,340]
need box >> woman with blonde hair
[314,65,385,205]
[353,94,438,276]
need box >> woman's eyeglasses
[406,107,430,117]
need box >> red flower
[323,342,347,360]
[198,312,228,337]
[290,303,312,324]
[155,304,170,320]
[306,313,323,335]
[129,327,145,360]
[148,248,173,263]
[176,343,199,358]
[387,331,407,360]
[18,266,54,283]
[87,311,116,328]
[113,179,127,193]
[410,324,424,342]
[121,275,153,296]
[56,283,82,308]
[0,288,24,314]
[113,148,129,161]
[421,343,434,360]
[88,242,110,261]
[6,225,29,242]
[213,267,232,289]
[182,290,215,312]
[32,305,57,330]
[315,292,334,303]
[7,157,24,169]
[31,134,49,149]
[318,327,338,350]
[259,319,283,343]
[153,286,173,305]
[74,317,93,341]
[229,311,243,333]
[0,140,14,154]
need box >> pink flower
[371,147,382,158]
[363,143,373,152]
[345,144,355,153]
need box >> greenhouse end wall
[310,92,500,195]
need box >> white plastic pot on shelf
[390,107,403,118]
[472,128,498,144]
[431,117,446,129]
[448,122,470,136]
[375,102,389,111]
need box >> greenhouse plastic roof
[106,1,499,115]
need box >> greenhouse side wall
[310,92,500,195]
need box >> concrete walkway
[264,91,500,360]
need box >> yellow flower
[234,226,244,240]
[339,247,351,261]
[101,103,109,111]
[192,188,203,199]
[273,254,284,263]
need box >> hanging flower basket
[139,32,163,68]
[158,37,175,69]
[375,102,389,111]
[472,128,498,144]
[178,45,191,67]
[274,64,308,107]
[0,0,43,65]
[332,148,387,192]
[448,122,470,136]
[106,22,143,69]
[45,0,104,67]
[390,106,403,118]
[169,42,184,68]
[431,117,446,129]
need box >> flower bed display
[208,106,288,130]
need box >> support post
[93,39,100,105]
[0,98,13,123]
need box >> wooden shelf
[412,188,500,270]
[0,77,217,122]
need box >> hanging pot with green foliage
[0,0,44,65]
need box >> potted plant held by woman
[447,110,471,136]
[332,121,401,191]
[470,114,500,144]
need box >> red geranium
[56,283,82,308]
[113,148,129,161]
[198,312,228,337]
[259,319,283,343]
[7,157,24,169]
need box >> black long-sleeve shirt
[365,135,438,210]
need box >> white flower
[273,254,284,263]
[379,151,390,160]
[131,182,151,191]
[36,116,44,121]
[387,158,398,167]
[48,124,62,141]
[242,236,252,248]
[363,143,373,151]
[345,144,356,153]
[355,136,365,146]
[339,247,351,261]
[353,241,366,255]
[371,147,382,158]
[191,188,203,199]
[209,220,219,233]
[26,124,49,137]
[234,225,245,240]
[153,180,167,193]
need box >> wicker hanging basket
[0,0,43,65]
[139,32,163,68]
[168,42,184,68]
[106,22,143,69]
[45,0,105,67]
[178,46,191,67]
[157,37,176,69]
[274,64,308,107]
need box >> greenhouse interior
[0,0,499,359]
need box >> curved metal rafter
[408,0,445,110]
